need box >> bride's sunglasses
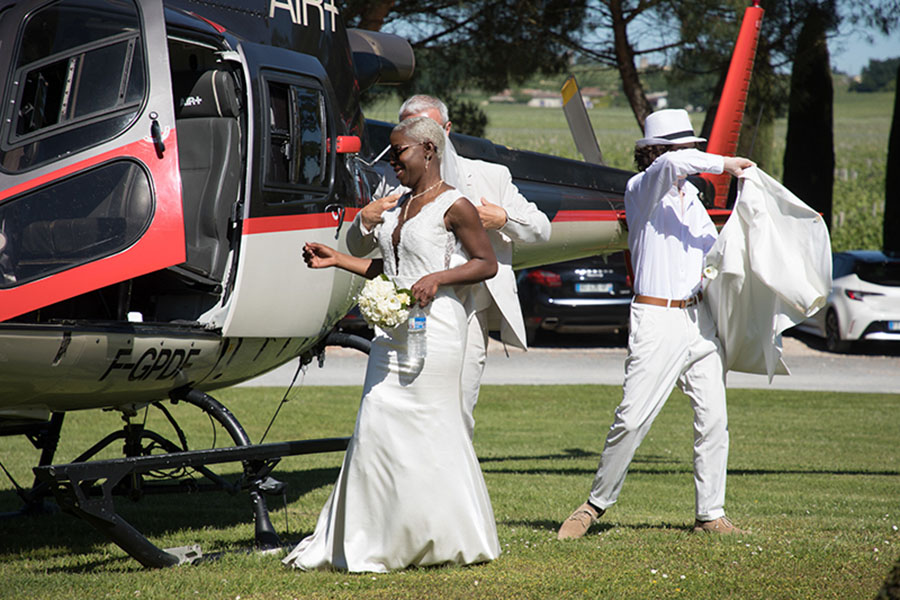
[388,142,423,162]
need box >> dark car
[516,251,633,345]
[336,305,375,339]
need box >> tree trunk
[700,68,728,141]
[782,6,834,230]
[884,62,900,256]
[609,0,653,130]
[357,0,395,31]
[737,39,777,171]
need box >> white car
[796,250,900,351]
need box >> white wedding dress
[283,189,500,572]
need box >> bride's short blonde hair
[394,116,445,159]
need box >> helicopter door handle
[326,204,346,239]
[149,113,166,158]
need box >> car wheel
[825,309,849,353]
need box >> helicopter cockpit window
[0,160,152,288]
[0,0,145,172]
[265,80,329,194]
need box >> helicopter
[0,0,762,567]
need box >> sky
[829,30,900,76]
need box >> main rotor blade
[561,75,605,166]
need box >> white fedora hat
[636,108,706,147]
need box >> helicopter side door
[0,0,184,321]
[221,42,359,338]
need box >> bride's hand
[303,242,339,269]
[410,274,441,306]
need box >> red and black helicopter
[0,0,762,567]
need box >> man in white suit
[557,109,753,540]
[347,95,551,439]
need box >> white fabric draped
[703,167,832,380]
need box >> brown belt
[634,291,703,309]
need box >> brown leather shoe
[692,516,747,535]
[557,502,604,540]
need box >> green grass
[1,385,898,599]
[365,88,895,251]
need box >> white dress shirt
[625,149,724,299]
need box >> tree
[341,0,587,135]
[347,0,899,155]
[548,0,710,129]
[602,0,656,127]
[342,0,395,31]
[840,1,900,254]
[347,0,720,132]
[884,62,900,256]
[783,4,835,227]
[850,57,900,92]
[673,1,839,171]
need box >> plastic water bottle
[407,305,427,359]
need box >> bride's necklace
[402,179,444,222]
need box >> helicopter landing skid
[32,388,350,568]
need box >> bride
[283,116,501,572]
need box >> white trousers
[588,300,729,521]
[460,308,490,440]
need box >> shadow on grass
[478,447,900,478]
[0,465,341,560]
[479,447,602,463]
[44,555,135,574]
[484,464,900,477]
[729,467,900,477]
[876,554,900,599]
[480,447,686,476]
[501,517,694,535]
[4,445,896,568]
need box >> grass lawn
[1,384,898,599]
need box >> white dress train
[283,189,500,572]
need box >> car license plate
[889,321,900,331]
[576,282,613,294]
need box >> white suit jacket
[346,155,551,349]
[454,156,551,348]
[703,167,832,380]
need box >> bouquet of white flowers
[357,274,415,329]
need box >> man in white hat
[558,108,754,540]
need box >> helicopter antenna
[258,358,307,445]
[0,458,27,501]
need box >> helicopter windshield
[2,0,145,172]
